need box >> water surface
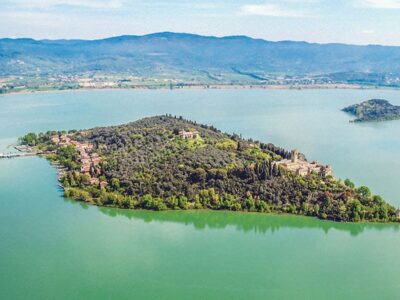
[1,89,400,299]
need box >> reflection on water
[65,198,400,237]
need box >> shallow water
[1,89,400,299]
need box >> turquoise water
[1,89,400,299]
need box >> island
[20,115,399,222]
[342,99,400,122]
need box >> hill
[342,99,400,122]
[21,115,398,222]
[1,32,400,90]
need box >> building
[100,181,108,189]
[179,130,200,139]
[51,133,103,185]
[58,135,71,146]
[51,135,60,144]
[274,149,333,178]
[291,149,299,163]
[90,177,100,185]
[80,164,91,173]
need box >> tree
[244,196,256,212]
[314,204,320,216]
[357,186,371,198]
[190,167,206,183]
[373,195,384,205]
[141,194,154,209]
[344,179,355,189]
[378,205,389,221]
[178,195,188,209]
[22,133,38,146]
[111,178,121,190]
[81,174,91,185]
[348,199,362,221]
[302,202,309,214]
[167,196,179,209]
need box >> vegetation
[22,115,399,223]
[2,32,400,94]
[342,99,400,122]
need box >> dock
[0,144,43,159]
[0,152,38,159]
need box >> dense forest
[22,115,398,222]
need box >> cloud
[13,0,123,9]
[359,0,400,9]
[240,3,308,17]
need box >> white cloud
[359,0,400,9]
[13,0,123,9]
[240,3,308,17]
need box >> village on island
[50,133,105,187]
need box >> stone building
[274,149,333,178]
[179,130,200,139]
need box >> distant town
[1,73,398,95]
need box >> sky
[0,0,400,45]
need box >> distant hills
[1,32,400,87]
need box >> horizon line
[1,31,399,48]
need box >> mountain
[1,32,400,86]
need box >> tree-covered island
[21,115,399,222]
[342,99,400,122]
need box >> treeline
[61,167,396,222]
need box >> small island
[20,115,398,222]
[342,99,400,122]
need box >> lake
[1,89,400,299]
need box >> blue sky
[0,0,400,45]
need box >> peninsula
[342,99,400,122]
[21,115,398,222]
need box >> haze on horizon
[1,0,400,46]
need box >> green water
[1,89,400,299]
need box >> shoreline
[12,137,395,227]
[23,150,400,226]
[1,83,399,97]
[63,184,400,226]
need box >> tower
[291,149,299,163]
